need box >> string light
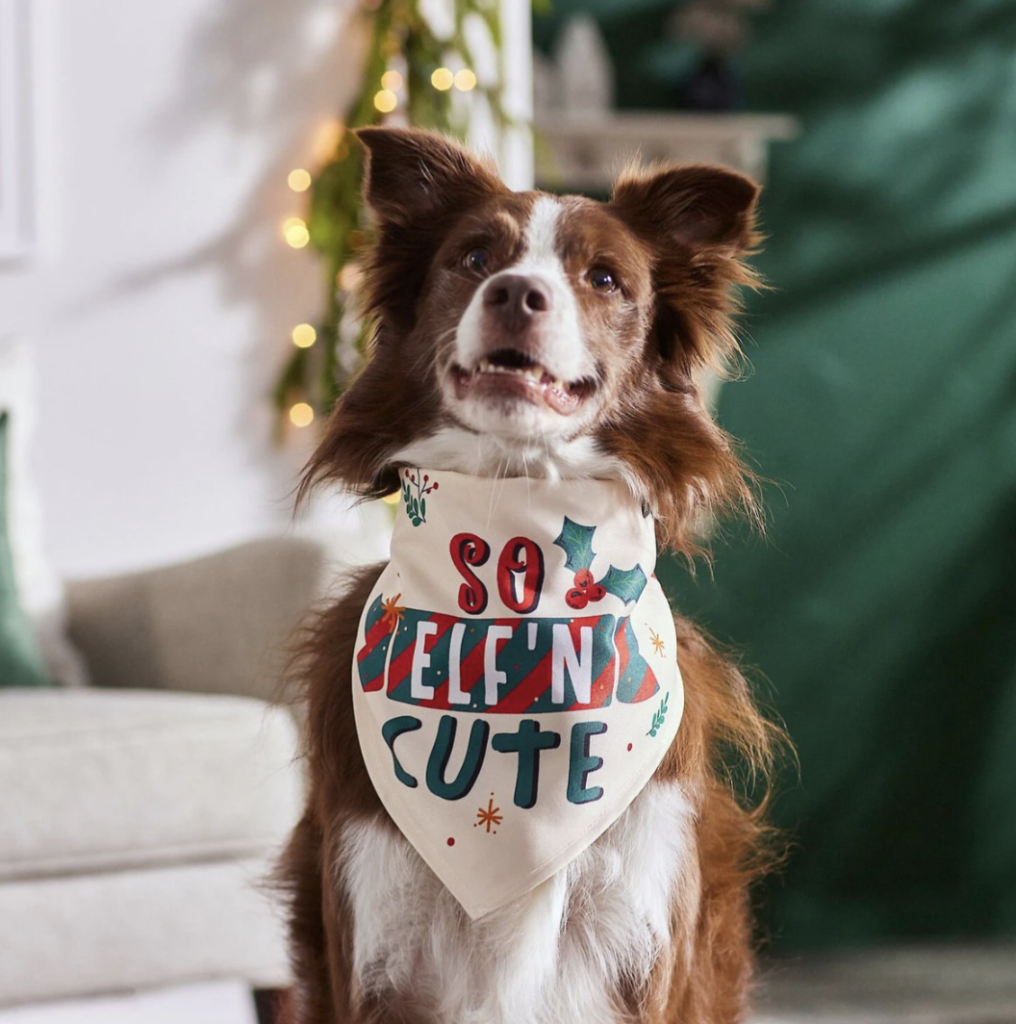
[454,69,477,92]
[374,89,398,113]
[431,67,454,91]
[289,402,315,428]
[382,492,401,505]
[291,323,316,348]
[284,217,310,248]
[287,168,312,192]
[380,70,403,91]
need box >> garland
[272,0,507,436]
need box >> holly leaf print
[553,517,598,571]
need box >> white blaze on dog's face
[447,196,599,441]
[311,127,760,541]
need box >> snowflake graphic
[649,627,665,656]
[380,593,406,632]
[474,795,503,834]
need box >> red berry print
[588,584,606,602]
[447,837,455,846]
[574,569,594,589]
[566,588,589,610]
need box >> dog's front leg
[319,820,437,1024]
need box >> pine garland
[272,0,507,435]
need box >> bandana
[353,468,683,919]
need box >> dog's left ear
[611,163,759,255]
[355,126,507,227]
[610,164,761,373]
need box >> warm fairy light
[337,262,363,292]
[374,88,398,113]
[284,217,310,248]
[287,168,312,192]
[381,70,403,92]
[454,69,477,92]
[289,402,315,428]
[291,323,316,348]
[431,67,454,91]
[381,492,401,505]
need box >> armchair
[0,537,326,1009]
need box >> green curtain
[538,0,1016,950]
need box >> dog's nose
[483,274,552,318]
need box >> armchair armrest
[65,537,327,703]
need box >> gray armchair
[0,537,326,1009]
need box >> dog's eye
[588,266,617,293]
[463,248,491,273]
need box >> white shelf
[535,111,799,190]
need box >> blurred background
[1,0,1014,1021]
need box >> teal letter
[381,716,422,788]
[492,720,561,808]
[426,715,490,801]
[567,721,607,804]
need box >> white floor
[0,981,257,1024]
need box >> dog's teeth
[475,359,567,389]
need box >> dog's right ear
[355,127,507,226]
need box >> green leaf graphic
[647,692,670,738]
[553,517,598,571]
[599,564,648,604]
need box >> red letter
[497,537,545,614]
[450,533,490,614]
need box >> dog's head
[303,128,760,552]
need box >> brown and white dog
[277,127,780,1024]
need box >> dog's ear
[610,163,759,255]
[610,164,761,374]
[355,127,507,226]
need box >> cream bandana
[353,468,683,919]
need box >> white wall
[0,0,360,577]
[0,0,531,581]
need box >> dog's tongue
[542,377,581,414]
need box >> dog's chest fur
[339,781,698,1024]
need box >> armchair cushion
[0,338,88,688]
[0,413,50,688]
[0,689,302,883]
[65,537,327,703]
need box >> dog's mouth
[452,349,594,417]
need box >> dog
[277,126,780,1024]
